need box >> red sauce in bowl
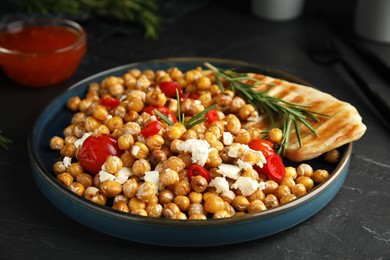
[0,20,86,87]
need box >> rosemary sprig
[205,62,328,154]
[0,130,12,150]
[154,94,218,130]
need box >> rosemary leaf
[154,109,173,126]
[184,104,218,129]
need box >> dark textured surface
[0,1,389,259]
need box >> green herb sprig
[154,90,218,129]
[205,62,328,154]
[0,130,12,150]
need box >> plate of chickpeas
[29,57,351,246]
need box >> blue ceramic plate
[28,58,351,247]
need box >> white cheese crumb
[150,115,157,121]
[177,139,211,166]
[258,181,266,191]
[223,132,233,145]
[119,95,127,102]
[216,163,241,180]
[144,171,160,194]
[73,132,92,150]
[231,176,259,196]
[131,145,140,157]
[237,159,253,171]
[106,115,113,121]
[115,167,133,184]
[209,177,230,194]
[98,170,115,183]
[63,156,72,168]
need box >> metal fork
[307,27,390,128]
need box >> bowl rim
[29,57,352,227]
[0,17,86,56]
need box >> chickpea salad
[49,64,341,220]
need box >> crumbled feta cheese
[98,170,115,183]
[73,132,92,150]
[221,190,236,201]
[227,145,240,158]
[258,181,266,191]
[131,145,140,157]
[223,132,233,145]
[193,100,202,105]
[144,171,160,193]
[150,115,157,121]
[119,95,127,102]
[177,139,211,166]
[106,115,113,121]
[115,167,133,184]
[231,176,259,196]
[209,177,230,194]
[63,156,72,168]
[216,164,241,180]
[237,159,253,171]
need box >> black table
[1,2,389,259]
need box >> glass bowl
[0,17,86,87]
[28,58,352,246]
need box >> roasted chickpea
[296,176,314,191]
[297,163,313,177]
[53,161,67,175]
[131,142,149,159]
[264,194,279,208]
[112,201,129,213]
[274,184,291,200]
[191,175,208,193]
[122,178,138,198]
[104,155,123,174]
[145,135,165,151]
[247,200,267,213]
[162,203,181,219]
[232,195,250,212]
[173,180,191,196]
[280,194,297,205]
[57,173,73,186]
[174,195,191,212]
[132,158,151,177]
[50,136,64,150]
[159,189,174,204]
[100,180,122,198]
[312,169,330,184]
[268,128,283,144]
[146,204,163,218]
[160,169,180,186]
[67,163,83,178]
[188,192,203,204]
[68,182,85,196]
[128,197,146,211]
[84,187,107,206]
[263,180,279,195]
[67,96,81,111]
[204,195,225,214]
[291,183,307,197]
[324,149,340,163]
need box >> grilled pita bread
[243,73,366,162]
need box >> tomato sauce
[0,25,86,87]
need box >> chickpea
[128,197,146,211]
[131,142,149,159]
[149,150,167,168]
[84,187,107,206]
[220,190,236,204]
[76,173,93,187]
[113,194,129,205]
[145,91,167,107]
[50,136,64,150]
[92,104,108,121]
[291,183,307,197]
[136,182,155,202]
[188,192,203,204]
[173,180,191,196]
[132,158,151,177]
[247,189,265,202]
[162,156,186,173]
[274,184,291,200]
[225,115,241,135]
[232,195,250,212]
[131,209,148,216]
[160,169,180,186]
[285,166,297,179]
[146,204,163,218]
[60,143,77,158]
[162,203,181,219]
[53,161,66,175]
[204,196,225,214]
[296,176,314,191]
[191,175,208,193]
[324,149,341,164]
[124,111,140,122]
[238,104,255,121]
[67,96,81,111]
[166,123,186,140]
[235,129,251,144]
[263,180,279,195]
[145,135,165,151]
[297,163,313,177]
[264,194,279,208]
[247,200,267,213]
[159,189,174,205]
[120,150,136,168]
[100,180,123,198]
[229,96,246,113]
[189,213,207,220]
[280,194,297,205]
[68,182,85,196]
[213,210,231,219]
[57,173,73,186]
[188,203,205,216]
[268,128,283,144]
[312,169,330,184]
[84,116,100,132]
[118,134,135,150]
[122,178,138,198]
[206,149,222,168]
[67,163,83,178]
[106,116,123,132]
[112,201,129,213]
[174,195,191,212]
[104,155,123,174]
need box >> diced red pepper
[141,121,162,138]
[187,164,211,182]
[205,109,220,124]
[248,139,275,158]
[101,97,120,108]
[143,106,178,123]
[256,154,286,182]
[159,81,182,98]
